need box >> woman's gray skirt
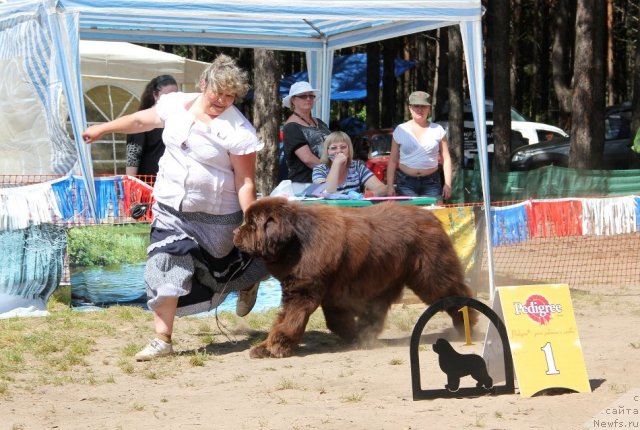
[145,202,267,316]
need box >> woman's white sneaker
[135,338,174,361]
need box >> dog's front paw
[249,340,295,359]
[249,343,271,359]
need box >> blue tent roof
[279,53,416,101]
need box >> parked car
[434,99,569,166]
[510,102,633,170]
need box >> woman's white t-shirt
[392,121,446,170]
[153,92,263,215]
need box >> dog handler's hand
[82,125,104,144]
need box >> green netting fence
[451,166,640,204]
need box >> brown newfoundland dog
[234,197,476,358]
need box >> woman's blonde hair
[200,54,249,100]
[320,131,354,165]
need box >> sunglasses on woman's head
[295,94,316,100]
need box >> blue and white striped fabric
[0,1,77,174]
[59,0,483,49]
[0,223,66,301]
[490,201,530,247]
[1,0,97,219]
[50,176,76,220]
[54,0,484,124]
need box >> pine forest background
[139,0,640,196]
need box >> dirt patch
[1,283,639,430]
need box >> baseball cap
[408,91,431,106]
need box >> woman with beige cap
[282,81,331,184]
[386,91,452,202]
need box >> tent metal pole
[459,20,496,300]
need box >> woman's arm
[386,139,400,196]
[230,152,258,212]
[283,123,322,169]
[363,175,388,196]
[294,145,322,169]
[83,107,164,144]
[440,136,452,200]
[125,166,139,176]
[323,153,347,193]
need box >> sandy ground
[1,283,639,430]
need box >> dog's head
[432,338,452,354]
[234,197,299,262]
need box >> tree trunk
[616,0,634,106]
[484,9,493,99]
[570,0,599,169]
[416,32,430,93]
[632,19,640,134]
[511,0,523,110]
[382,39,397,127]
[606,0,616,105]
[447,26,464,177]
[490,0,512,172]
[434,27,449,121]
[366,42,381,129]
[551,0,575,130]
[252,49,280,195]
[536,0,551,123]
[591,0,607,167]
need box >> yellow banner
[431,206,476,273]
[494,284,590,397]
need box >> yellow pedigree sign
[484,284,591,397]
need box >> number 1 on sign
[541,342,560,375]
[459,306,473,345]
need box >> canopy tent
[0,0,496,295]
[0,32,207,176]
[279,53,417,101]
[80,40,207,97]
[80,41,208,174]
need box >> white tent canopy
[80,40,207,96]
[62,0,487,122]
[0,0,495,294]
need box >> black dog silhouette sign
[433,338,493,391]
[410,296,515,400]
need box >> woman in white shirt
[82,55,267,361]
[386,91,452,202]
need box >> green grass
[67,224,150,266]
[0,301,427,394]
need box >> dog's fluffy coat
[233,197,476,358]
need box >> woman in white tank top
[386,91,452,202]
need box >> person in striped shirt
[312,131,387,196]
